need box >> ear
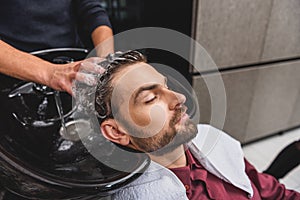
[100,119,130,146]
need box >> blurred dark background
[99,0,194,83]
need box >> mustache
[171,105,188,126]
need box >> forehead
[113,62,164,92]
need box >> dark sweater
[0,0,111,52]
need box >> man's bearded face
[111,63,198,155]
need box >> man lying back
[94,50,300,200]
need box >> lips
[178,113,189,124]
[175,106,188,125]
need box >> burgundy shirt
[169,149,300,200]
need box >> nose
[167,90,186,110]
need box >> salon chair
[0,48,150,200]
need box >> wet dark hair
[95,50,146,124]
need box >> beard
[121,107,198,156]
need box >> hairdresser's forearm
[0,40,53,84]
[0,40,83,95]
[91,25,114,57]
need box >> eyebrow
[133,77,167,104]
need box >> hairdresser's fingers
[75,72,98,86]
[79,61,105,74]
[79,57,106,74]
[86,57,106,64]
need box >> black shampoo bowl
[0,49,150,199]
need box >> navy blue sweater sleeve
[74,0,112,36]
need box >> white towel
[188,124,253,197]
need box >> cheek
[129,103,169,137]
[130,108,151,126]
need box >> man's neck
[149,145,187,169]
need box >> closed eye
[145,96,157,104]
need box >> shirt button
[184,184,190,190]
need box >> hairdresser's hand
[45,57,105,95]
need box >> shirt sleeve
[74,0,112,36]
[245,159,300,199]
